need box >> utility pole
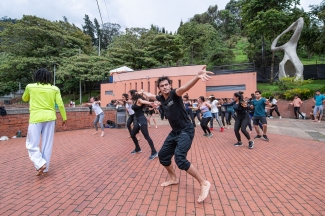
[54,64,56,86]
[98,35,101,56]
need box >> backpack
[106,120,116,128]
[0,106,7,117]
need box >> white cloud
[0,0,321,32]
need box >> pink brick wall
[0,108,117,137]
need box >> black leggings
[234,114,250,142]
[131,120,157,155]
[270,105,281,116]
[194,110,202,122]
[221,111,226,126]
[127,114,135,136]
[294,107,303,118]
[201,117,212,134]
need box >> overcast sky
[0,0,321,32]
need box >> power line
[95,0,104,26]
[103,0,110,23]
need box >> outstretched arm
[140,90,157,101]
[176,66,213,97]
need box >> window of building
[178,80,181,88]
[206,85,246,92]
[124,83,126,93]
[130,83,132,91]
[105,91,113,95]
[148,82,150,92]
[155,81,157,95]
[141,82,143,89]
[135,82,137,90]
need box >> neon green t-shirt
[22,83,67,123]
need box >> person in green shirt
[22,68,67,176]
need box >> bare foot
[36,164,46,176]
[101,132,104,137]
[161,179,179,187]
[148,124,151,127]
[93,131,98,135]
[137,136,141,141]
[197,181,211,203]
[155,125,158,129]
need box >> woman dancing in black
[129,90,158,160]
[223,92,254,149]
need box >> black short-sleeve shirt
[156,89,191,132]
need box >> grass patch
[61,90,100,105]
[232,37,249,63]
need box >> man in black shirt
[141,66,212,203]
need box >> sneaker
[279,116,282,119]
[198,122,200,125]
[269,116,273,119]
[131,149,142,154]
[149,152,158,160]
[234,142,243,146]
[210,127,213,131]
[208,133,213,138]
[220,127,224,132]
[248,141,254,149]
[262,135,269,142]
[254,135,261,139]
[203,133,209,137]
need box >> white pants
[26,121,55,172]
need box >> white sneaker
[269,116,273,119]
[0,136,9,141]
[279,116,282,119]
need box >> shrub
[262,91,273,99]
[276,77,313,91]
[283,88,313,100]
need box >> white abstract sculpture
[271,17,304,80]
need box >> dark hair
[234,91,244,102]
[122,93,128,106]
[294,94,298,97]
[199,96,205,102]
[129,89,148,109]
[255,90,262,94]
[157,76,172,87]
[183,95,189,100]
[316,90,320,92]
[209,96,215,101]
[34,68,52,85]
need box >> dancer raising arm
[83,97,105,137]
[141,66,213,203]
[129,90,158,160]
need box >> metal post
[54,64,56,85]
[98,35,100,56]
[80,79,82,105]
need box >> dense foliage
[0,0,324,97]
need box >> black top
[156,89,191,132]
[132,101,145,119]
[223,101,247,115]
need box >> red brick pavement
[0,126,325,216]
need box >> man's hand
[62,120,67,129]
[241,101,247,108]
[197,66,213,82]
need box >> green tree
[82,14,96,45]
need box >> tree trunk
[270,51,275,84]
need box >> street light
[70,43,82,104]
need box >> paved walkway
[0,118,325,215]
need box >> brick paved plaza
[1,121,325,215]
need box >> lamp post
[70,43,82,104]
[53,64,56,86]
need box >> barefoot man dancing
[141,66,212,203]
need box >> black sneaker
[254,135,261,139]
[203,133,209,137]
[234,142,243,146]
[131,149,142,154]
[248,141,254,149]
[262,135,269,142]
[208,133,213,138]
[149,152,158,160]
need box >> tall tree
[82,14,96,45]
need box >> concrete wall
[101,65,257,106]
[0,108,117,137]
